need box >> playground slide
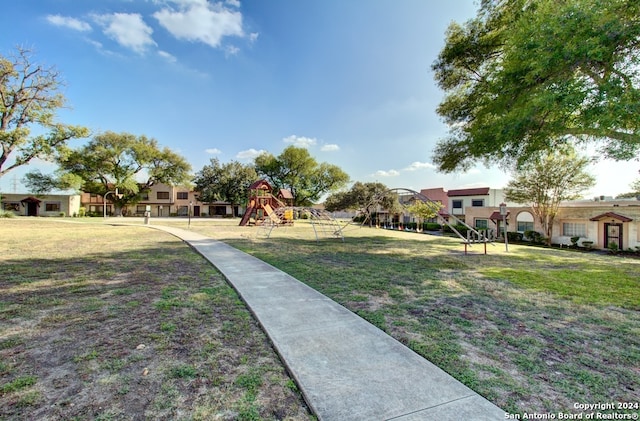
[239,205,254,226]
[263,203,282,224]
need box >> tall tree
[405,200,442,229]
[193,158,257,215]
[0,47,89,178]
[432,0,640,173]
[254,146,349,206]
[504,147,595,245]
[616,179,640,199]
[50,131,191,214]
[324,182,400,226]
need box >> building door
[604,223,623,250]
[193,206,200,217]
[27,202,38,216]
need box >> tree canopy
[616,178,640,199]
[50,131,191,214]
[254,146,349,206]
[504,147,595,244]
[405,200,442,223]
[432,0,640,173]
[0,47,89,178]
[324,182,400,226]
[193,158,257,211]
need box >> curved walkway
[152,225,505,420]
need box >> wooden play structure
[239,179,345,241]
[239,179,294,226]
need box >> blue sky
[1,0,638,197]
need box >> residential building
[464,198,640,250]
[1,193,81,217]
[80,183,243,217]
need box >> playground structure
[238,182,494,251]
[239,179,345,241]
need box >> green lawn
[177,219,640,415]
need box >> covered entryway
[20,196,42,216]
[604,223,623,250]
[590,212,633,250]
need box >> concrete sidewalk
[152,225,505,420]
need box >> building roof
[489,211,510,220]
[447,187,490,197]
[20,196,42,203]
[249,179,272,190]
[278,189,294,199]
[589,212,633,222]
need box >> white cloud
[93,13,156,54]
[404,161,436,171]
[374,169,400,177]
[283,135,317,148]
[236,148,265,160]
[249,32,259,43]
[226,0,241,7]
[158,50,177,62]
[321,144,340,152]
[46,15,92,32]
[153,0,244,49]
[205,148,222,154]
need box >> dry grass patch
[0,219,312,420]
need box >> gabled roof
[589,212,633,222]
[447,187,490,197]
[489,211,509,220]
[20,196,42,203]
[278,189,293,199]
[249,179,272,190]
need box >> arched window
[516,211,534,232]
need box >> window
[475,219,488,229]
[45,202,61,212]
[471,199,484,207]
[177,205,189,216]
[3,202,19,211]
[452,200,463,209]
[516,211,534,233]
[517,221,534,232]
[177,192,188,200]
[136,205,147,213]
[157,191,170,200]
[563,222,586,237]
[140,192,149,200]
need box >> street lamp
[104,188,122,218]
[499,202,508,252]
[188,201,192,229]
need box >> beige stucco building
[80,183,243,217]
[1,193,81,217]
[464,199,640,250]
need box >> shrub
[607,242,619,254]
[78,207,86,217]
[424,222,442,231]
[524,230,544,244]
[581,241,594,249]
[570,236,580,246]
[507,231,523,242]
[0,209,16,218]
[443,224,469,237]
[59,212,65,217]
